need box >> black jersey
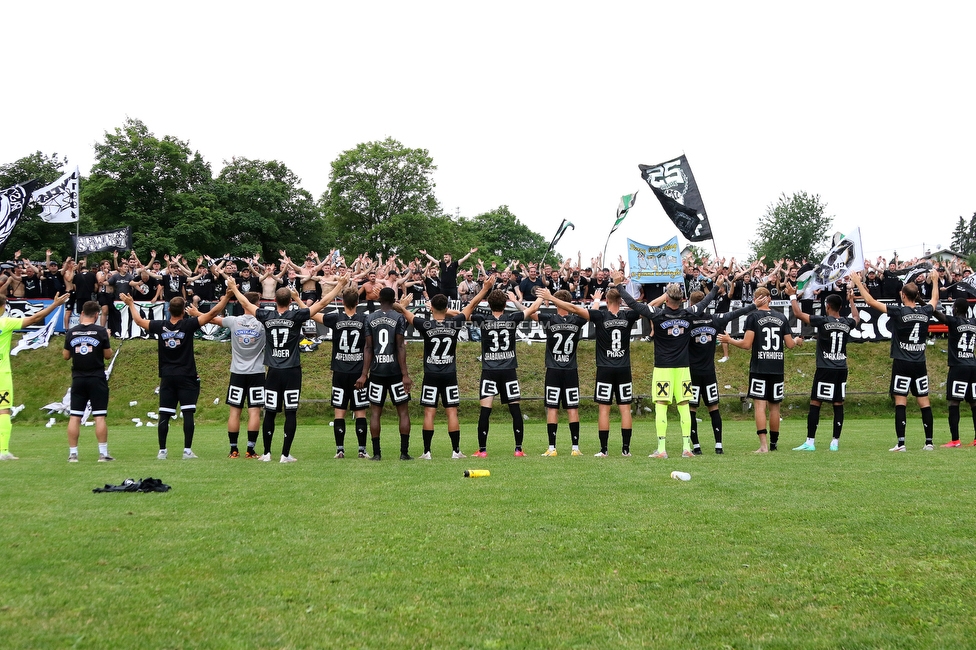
[744,309,791,374]
[366,308,407,377]
[587,308,641,368]
[73,269,98,301]
[886,304,934,363]
[23,274,42,298]
[320,310,368,374]
[809,314,856,369]
[416,314,466,375]
[148,317,201,377]
[256,307,311,370]
[471,311,525,370]
[538,312,586,370]
[235,274,258,295]
[130,277,157,301]
[64,323,111,378]
[688,304,757,372]
[161,273,185,301]
[946,315,976,367]
[190,274,214,301]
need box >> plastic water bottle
[464,470,490,478]
[670,471,691,481]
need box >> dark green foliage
[750,191,833,263]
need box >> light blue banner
[627,236,682,283]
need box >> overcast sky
[6,1,974,266]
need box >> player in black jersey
[536,288,590,456]
[395,279,493,459]
[786,283,860,451]
[719,287,803,453]
[685,283,759,454]
[587,283,643,457]
[851,269,939,451]
[63,301,114,462]
[632,274,718,459]
[363,288,414,460]
[314,278,370,458]
[237,281,343,462]
[933,298,976,447]
[469,281,542,457]
[123,289,230,460]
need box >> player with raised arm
[718,287,802,453]
[236,281,344,462]
[190,278,267,458]
[686,283,760,454]
[469,282,542,457]
[312,275,372,459]
[123,288,230,460]
[535,287,590,456]
[363,287,413,461]
[851,269,940,451]
[933,298,976,447]
[785,282,860,451]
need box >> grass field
[3,418,976,649]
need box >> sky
[5,1,974,267]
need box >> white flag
[30,167,79,223]
[10,305,63,356]
[796,227,865,299]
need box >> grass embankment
[9,334,950,426]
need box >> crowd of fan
[3,246,973,331]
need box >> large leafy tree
[0,151,76,260]
[951,213,976,255]
[750,191,833,263]
[215,157,324,259]
[81,118,224,258]
[321,138,442,256]
[457,206,550,266]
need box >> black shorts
[890,359,929,397]
[226,372,266,409]
[479,369,521,403]
[265,367,303,412]
[947,366,976,401]
[748,372,785,403]
[97,293,114,307]
[545,368,580,409]
[64,290,77,311]
[421,373,460,408]
[594,366,633,405]
[690,369,720,408]
[301,291,318,303]
[811,368,848,402]
[332,371,368,410]
[73,292,95,314]
[368,373,410,406]
[70,375,109,416]
[159,375,201,414]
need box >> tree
[951,213,976,255]
[456,206,550,266]
[81,118,223,258]
[215,157,325,259]
[750,191,833,263]
[321,138,442,256]
[0,151,76,259]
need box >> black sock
[228,430,239,450]
[372,436,381,457]
[598,430,609,453]
[356,417,368,450]
[263,411,277,455]
[921,406,933,446]
[807,404,821,439]
[832,404,844,439]
[422,429,434,454]
[569,421,580,446]
[547,423,557,447]
[949,404,960,441]
[689,411,699,447]
[246,432,258,449]
[183,411,195,449]
[509,403,524,449]
[335,418,346,449]
[895,404,907,445]
[400,433,410,456]
[970,403,976,441]
[158,415,170,449]
[709,410,723,444]
[769,430,779,447]
[621,428,632,453]
[449,430,460,453]
[281,410,297,456]
[478,406,491,451]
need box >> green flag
[611,192,638,236]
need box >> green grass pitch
[3,418,976,649]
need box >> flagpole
[539,219,566,268]
[74,170,80,260]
